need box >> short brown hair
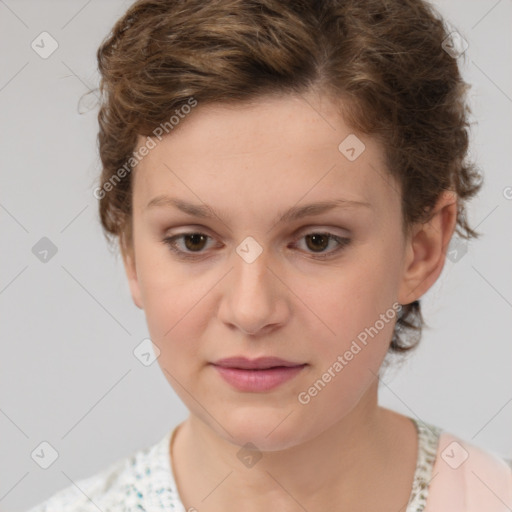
[94,0,483,355]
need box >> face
[123,92,413,451]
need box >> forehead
[133,93,400,218]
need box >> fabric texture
[425,430,512,512]
[26,417,512,511]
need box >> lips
[212,356,304,370]
[211,356,307,392]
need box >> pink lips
[211,356,307,392]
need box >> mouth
[212,356,306,370]
[210,356,307,392]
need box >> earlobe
[398,191,458,305]
[121,243,144,310]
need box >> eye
[162,230,351,260]
[162,232,215,259]
[291,232,351,259]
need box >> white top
[26,417,511,511]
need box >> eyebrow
[145,195,372,224]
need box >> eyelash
[161,231,351,261]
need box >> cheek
[297,250,399,343]
[134,241,207,363]
[292,267,398,427]
[143,284,206,354]
[143,280,209,400]
[291,241,401,388]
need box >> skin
[121,91,457,511]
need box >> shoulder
[25,430,177,512]
[25,449,152,512]
[425,429,512,512]
[25,455,133,512]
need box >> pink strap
[425,431,512,512]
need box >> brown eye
[183,233,208,252]
[163,230,351,261]
[162,232,214,259]
[304,233,330,252]
[293,231,351,259]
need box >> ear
[398,190,458,305]
[120,237,144,310]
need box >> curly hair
[94,0,483,355]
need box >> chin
[212,406,319,453]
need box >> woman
[28,0,512,510]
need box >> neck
[171,381,416,511]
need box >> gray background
[1,0,511,510]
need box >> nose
[217,244,290,336]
